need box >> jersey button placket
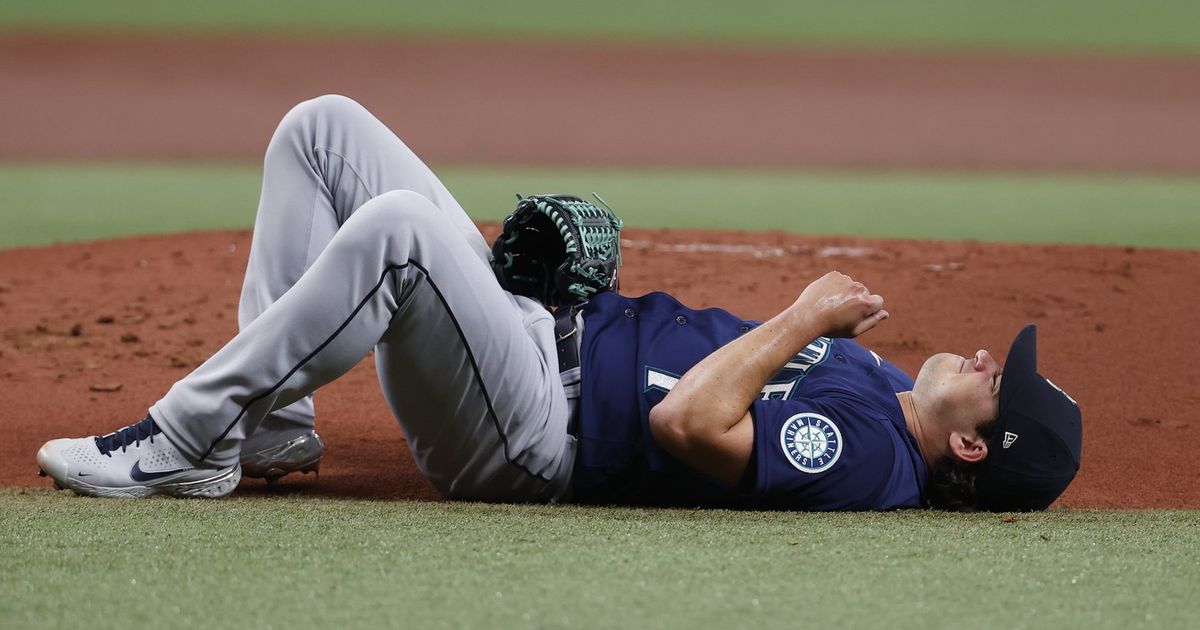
[675,315,687,325]
[624,308,636,319]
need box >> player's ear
[948,431,988,464]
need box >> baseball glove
[489,193,624,309]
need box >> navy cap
[975,325,1083,511]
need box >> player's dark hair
[925,417,999,512]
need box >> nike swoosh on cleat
[76,472,92,477]
[129,460,191,482]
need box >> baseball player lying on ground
[36,95,1083,512]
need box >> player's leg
[37,190,570,498]
[237,94,489,476]
[35,99,572,499]
[241,93,486,319]
[139,190,567,499]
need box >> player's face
[912,349,1002,434]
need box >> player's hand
[792,271,888,338]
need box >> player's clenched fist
[792,271,889,338]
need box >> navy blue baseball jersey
[572,292,927,510]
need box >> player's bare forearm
[651,306,822,437]
[649,271,888,486]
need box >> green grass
[0,164,263,249]
[3,163,1199,250]
[0,490,1196,629]
[3,1,1200,54]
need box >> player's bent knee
[299,94,365,119]
[351,190,444,237]
[275,94,367,138]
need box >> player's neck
[896,391,940,468]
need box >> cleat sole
[55,464,241,499]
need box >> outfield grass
[0,490,1195,629]
[2,0,1200,54]
[2,163,1199,250]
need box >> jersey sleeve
[742,394,920,511]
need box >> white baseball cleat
[239,430,325,482]
[36,415,240,499]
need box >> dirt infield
[1,229,1197,508]
[2,33,1200,172]
[2,32,1198,508]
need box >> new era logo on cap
[1002,432,1019,449]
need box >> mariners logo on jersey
[779,412,843,473]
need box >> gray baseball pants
[150,95,576,501]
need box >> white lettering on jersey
[645,368,680,393]
[1002,431,1019,449]
[782,337,831,374]
[644,367,795,399]
[647,366,784,398]
[644,337,832,401]
[759,381,797,400]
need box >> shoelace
[94,416,161,457]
